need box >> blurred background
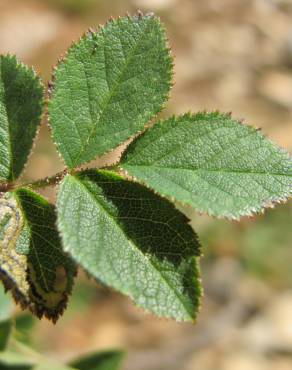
[0,0,292,369]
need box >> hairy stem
[0,182,14,193]
[1,164,121,193]
[20,169,68,190]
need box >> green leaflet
[69,350,125,370]
[121,112,292,219]
[0,55,44,182]
[49,13,172,168]
[57,170,201,322]
[0,189,76,322]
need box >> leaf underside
[49,13,172,168]
[0,55,43,182]
[0,189,76,322]
[57,170,201,322]
[121,112,292,219]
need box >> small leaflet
[0,190,75,322]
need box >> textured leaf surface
[0,189,76,322]
[0,55,43,182]
[70,350,125,370]
[49,14,172,168]
[121,112,292,219]
[57,170,201,321]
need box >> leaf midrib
[123,164,292,177]
[71,175,195,320]
[122,115,292,176]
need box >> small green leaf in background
[0,320,13,351]
[57,170,201,322]
[121,112,292,219]
[14,314,35,345]
[0,284,13,322]
[0,55,43,182]
[49,13,172,168]
[0,359,33,370]
[33,363,74,370]
[0,189,76,322]
[0,344,36,370]
[0,340,74,370]
[70,350,125,370]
